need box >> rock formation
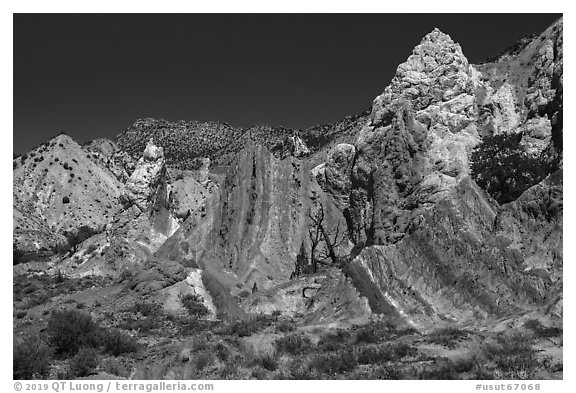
[157,140,349,292]
[340,171,562,329]
[12,18,563,331]
[103,139,179,269]
[13,133,123,253]
[475,18,563,162]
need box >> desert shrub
[287,359,314,380]
[470,133,553,204]
[13,337,53,379]
[349,364,404,380]
[275,319,296,333]
[416,358,460,380]
[250,367,267,379]
[194,350,215,372]
[100,329,139,356]
[70,347,99,377]
[132,302,162,317]
[356,342,416,364]
[274,334,311,355]
[24,291,52,309]
[451,356,480,374]
[426,327,469,349]
[99,357,131,378]
[180,293,209,317]
[46,309,101,357]
[217,363,238,379]
[483,331,539,379]
[523,319,563,339]
[119,316,159,333]
[310,351,358,375]
[165,314,215,336]
[247,352,278,372]
[214,342,230,362]
[221,314,275,337]
[318,329,352,351]
[355,325,380,344]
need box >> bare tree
[306,204,348,273]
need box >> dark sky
[13,13,561,154]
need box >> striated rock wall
[158,140,348,291]
[344,176,561,328]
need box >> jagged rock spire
[371,27,474,126]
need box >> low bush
[101,329,139,356]
[194,350,215,372]
[318,329,352,351]
[274,334,311,355]
[483,331,539,379]
[46,309,101,357]
[221,314,276,337]
[348,364,404,380]
[310,351,358,375]
[13,337,53,379]
[99,357,131,378]
[131,302,162,317]
[247,352,278,372]
[416,358,460,380]
[355,325,380,344]
[275,319,296,333]
[287,360,314,380]
[70,347,99,377]
[523,319,563,339]
[356,342,416,364]
[214,342,230,362]
[119,316,160,333]
[426,327,469,349]
[180,293,209,317]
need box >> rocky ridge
[13,134,123,253]
[13,18,563,332]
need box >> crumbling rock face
[169,176,217,220]
[342,29,482,246]
[313,143,356,213]
[287,134,311,158]
[475,18,563,161]
[371,29,470,115]
[325,21,562,248]
[242,267,372,327]
[494,169,562,284]
[127,259,188,295]
[158,141,348,290]
[345,176,561,329]
[107,139,179,262]
[84,138,136,183]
